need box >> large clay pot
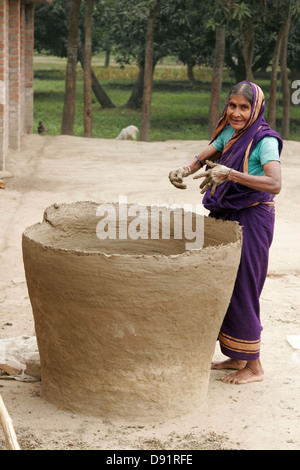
[22,201,242,420]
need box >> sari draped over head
[202,81,283,213]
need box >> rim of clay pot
[22,201,242,260]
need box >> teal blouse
[211,125,280,176]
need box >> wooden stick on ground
[0,394,20,450]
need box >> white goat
[116,125,139,141]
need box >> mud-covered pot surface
[22,201,242,420]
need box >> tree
[83,0,94,137]
[268,29,285,129]
[34,0,68,57]
[208,24,226,138]
[241,19,254,82]
[267,1,292,130]
[225,24,275,83]
[280,8,292,139]
[34,0,299,140]
[92,0,117,68]
[207,0,271,137]
[288,23,300,83]
[280,0,300,138]
[35,0,115,109]
[206,0,230,138]
[61,0,81,135]
[110,0,153,110]
[111,0,208,110]
[140,0,163,141]
[162,0,212,85]
[224,1,278,83]
[125,65,145,110]
[231,1,269,82]
[77,40,115,109]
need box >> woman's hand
[169,166,191,190]
[193,160,232,196]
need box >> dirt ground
[0,134,299,451]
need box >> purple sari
[203,82,283,361]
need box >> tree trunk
[242,20,255,82]
[77,43,115,109]
[125,64,145,109]
[208,24,226,138]
[225,49,246,82]
[140,0,163,142]
[268,22,286,129]
[63,0,114,109]
[187,62,196,85]
[104,48,110,68]
[83,0,94,138]
[290,67,300,85]
[280,15,291,139]
[61,0,81,135]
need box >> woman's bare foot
[220,359,264,384]
[211,358,247,370]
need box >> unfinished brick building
[0,0,49,171]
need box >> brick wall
[9,0,22,152]
[0,0,9,170]
[0,0,37,170]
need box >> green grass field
[33,54,300,141]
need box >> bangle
[194,155,204,168]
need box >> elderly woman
[169,81,283,384]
